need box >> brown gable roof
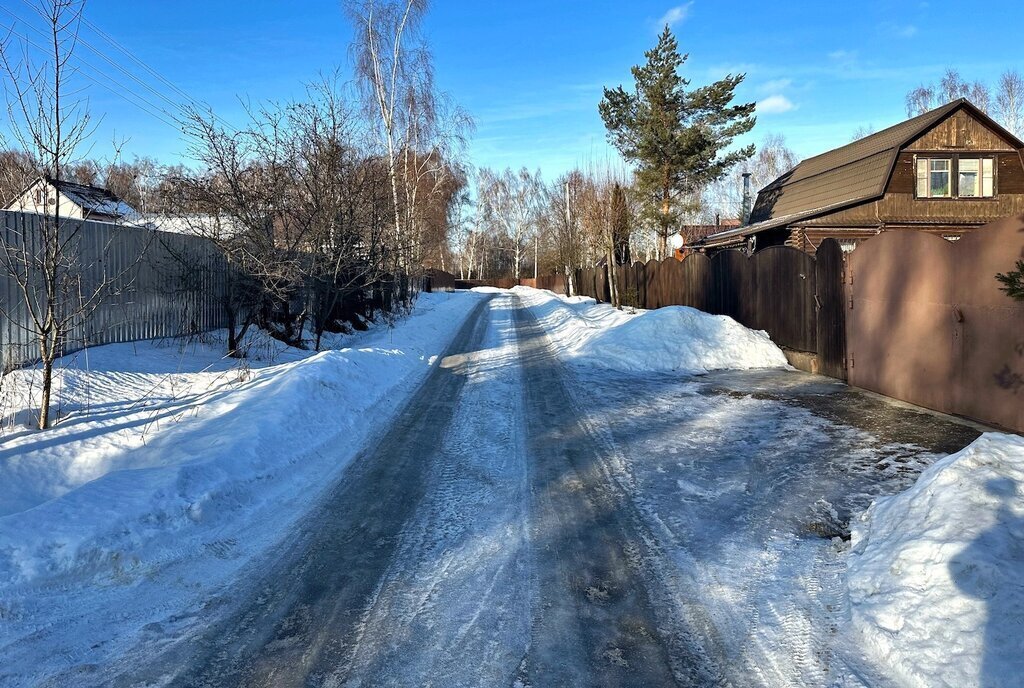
[700,98,1024,248]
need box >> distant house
[698,99,1024,253]
[674,218,741,258]
[4,176,140,224]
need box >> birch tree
[478,167,543,280]
[995,70,1024,138]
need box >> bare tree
[0,150,40,203]
[536,170,586,294]
[346,0,425,269]
[905,84,935,117]
[706,133,798,224]
[851,125,876,141]
[907,69,990,117]
[284,77,392,349]
[448,181,476,279]
[174,103,312,355]
[577,169,626,308]
[346,0,470,281]
[478,167,545,280]
[0,0,125,429]
[995,70,1024,138]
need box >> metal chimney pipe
[741,172,753,225]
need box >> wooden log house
[697,98,1024,253]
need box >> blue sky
[3,0,1023,177]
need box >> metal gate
[847,217,1024,432]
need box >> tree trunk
[38,354,53,429]
[606,245,620,308]
[659,169,671,259]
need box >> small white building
[4,176,140,224]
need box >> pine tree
[996,260,1024,300]
[599,26,756,256]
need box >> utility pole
[565,180,574,295]
[565,180,571,225]
[534,234,538,280]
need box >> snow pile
[847,433,1024,687]
[512,286,788,374]
[0,291,484,587]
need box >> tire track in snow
[105,295,498,688]
[513,297,714,687]
[332,294,531,687]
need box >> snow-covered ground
[849,432,1024,687]
[2,285,1018,687]
[510,285,789,373]
[0,290,488,684]
[516,287,1020,687]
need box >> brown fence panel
[710,250,755,327]
[534,275,567,294]
[596,266,609,303]
[639,259,653,309]
[950,216,1024,431]
[614,264,630,307]
[423,269,456,292]
[753,246,817,352]
[848,232,956,417]
[816,239,847,380]
[680,253,712,311]
[649,258,671,308]
[580,268,598,300]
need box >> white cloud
[758,78,793,94]
[880,21,918,38]
[658,3,694,28]
[757,94,796,114]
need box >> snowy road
[96,293,979,687]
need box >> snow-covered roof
[46,176,139,220]
[136,213,244,237]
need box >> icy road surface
[92,294,977,687]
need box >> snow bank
[512,286,788,374]
[848,433,1024,687]
[0,291,484,587]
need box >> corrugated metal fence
[1,210,227,369]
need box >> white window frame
[915,154,997,199]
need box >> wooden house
[697,99,1024,253]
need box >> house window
[958,158,980,197]
[915,156,995,198]
[916,158,951,197]
[34,188,44,205]
[981,158,994,196]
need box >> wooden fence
[576,241,845,374]
[432,273,568,294]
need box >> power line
[0,17,188,132]
[7,2,239,136]
[79,15,224,122]
[6,3,193,122]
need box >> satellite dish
[669,233,685,250]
